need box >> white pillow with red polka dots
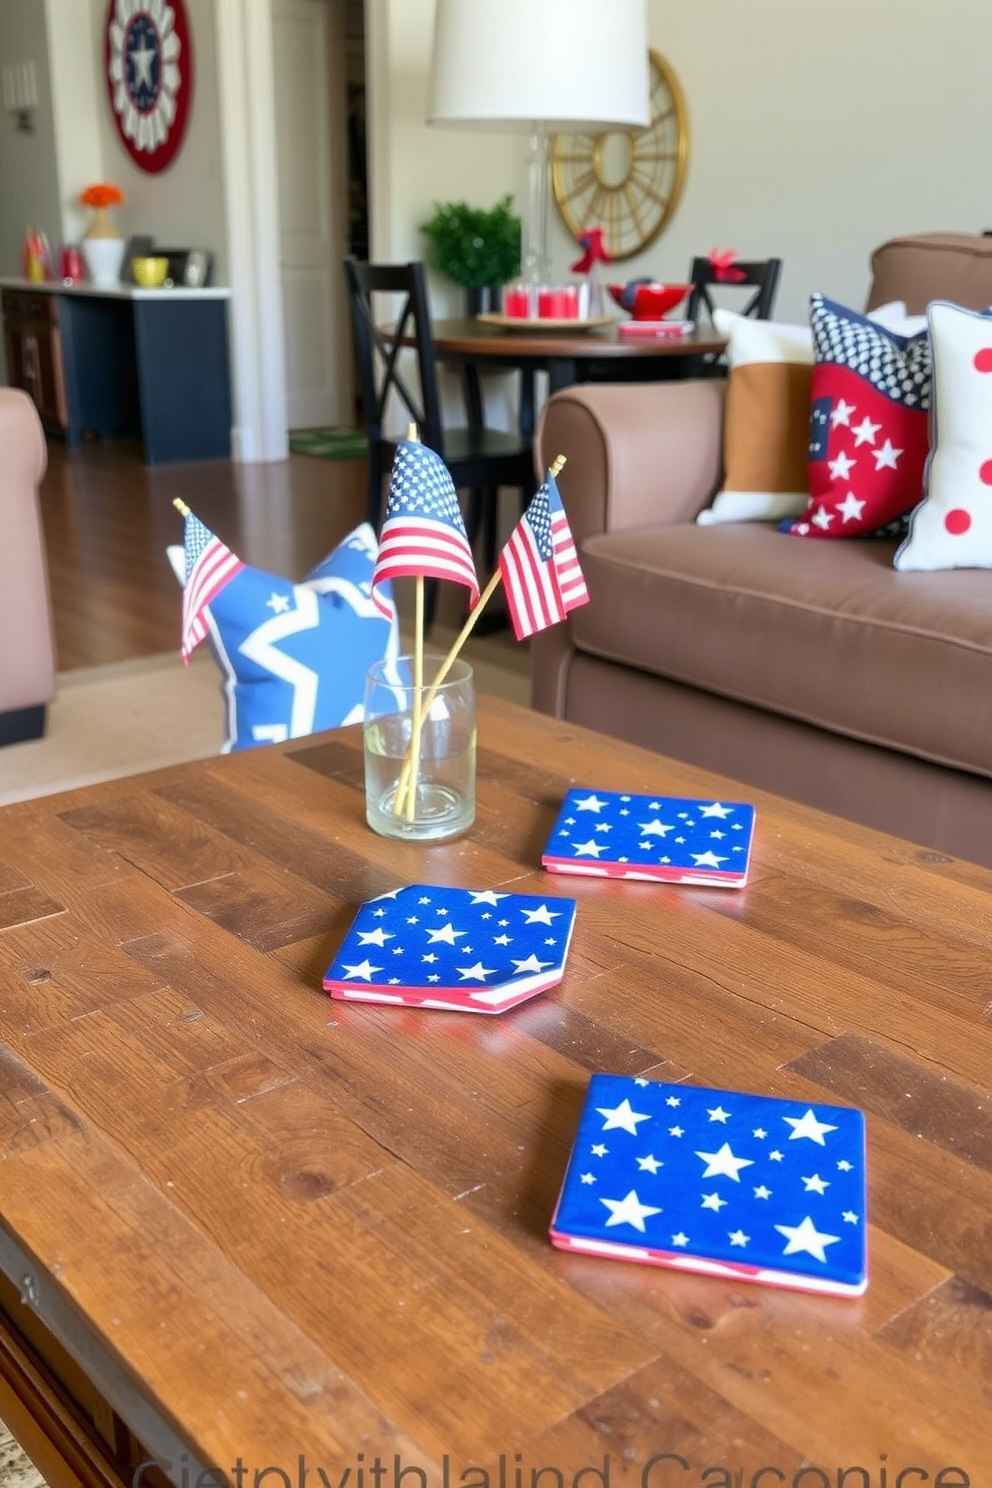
[895,302,992,570]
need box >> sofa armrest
[0,389,56,713]
[535,379,725,543]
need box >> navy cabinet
[1,282,233,464]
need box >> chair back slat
[343,259,446,457]
[687,257,782,323]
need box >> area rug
[0,630,528,806]
[0,1420,46,1488]
[0,652,223,806]
[289,427,368,460]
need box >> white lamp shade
[428,0,650,133]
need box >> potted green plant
[419,194,521,312]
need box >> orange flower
[80,183,124,209]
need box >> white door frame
[215,0,389,462]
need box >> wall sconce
[2,62,38,134]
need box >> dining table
[428,316,728,440]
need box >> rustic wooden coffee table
[0,699,988,1488]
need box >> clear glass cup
[363,654,476,842]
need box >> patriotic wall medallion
[104,0,193,174]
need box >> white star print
[812,505,835,530]
[728,1229,750,1248]
[837,492,866,523]
[341,960,381,981]
[596,1098,651,1135]
[572,838,606,857]
[872,438,902,471]
[784,1109,838,1145]
[842,1211,859,1224]
[457,961,496,981]
[521,904,560,926]
[581,1173,595,1185]
[426,923,467,945]
[707,1106,731,1123]
[696,1143,755,1181]
[753,1186,772,1200]
[574,793,607,812]
[266,592,291,614]
[492,934,511,946]
[701,1192,727,1211]
[775,1215,841,1263]
[699,802,732,818]
[692,851,728,868]
[830,398,856,428]
[510,954,553,975]
[638,818,674,837]
[636,1154,663,1174]
[357,928,394,947]
[828,451,856,481]
[852,415,880,445]
[469,891,509,906]
[590,1143,608,1157]
[130,38,156,88]
[671,1231,690,1247]
[600,1190,662,1232]
[802,1174,830,1194]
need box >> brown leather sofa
[0,388,56,744]
[532,234,992,867]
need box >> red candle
[538,288,571,319]
[502,287,530,318]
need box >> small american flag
[180,510,244,662]
[499,472,589,640]
[371,440,478,616]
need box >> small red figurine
[570,228,611,275]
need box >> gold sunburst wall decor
[551,50,689,263]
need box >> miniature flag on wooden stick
[498,468,589,640]
[173,499,244,663]
[370,437,479,616]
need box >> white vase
[81,236,126,288]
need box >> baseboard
[0,706,46,747]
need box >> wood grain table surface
[1,698,990,1487]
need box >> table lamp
[427,0,650,287]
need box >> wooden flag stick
[393,453,568,811]
[173,497,191,517]
[395,423,426,821]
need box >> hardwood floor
[37,436,526,678]
[39,437,373,671]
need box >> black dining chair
[686,256,783,325]
[343,258,535,626]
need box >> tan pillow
[696,311,812,526]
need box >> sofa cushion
[896,301,992,571]
[572,523,992,777]
[782,295,931,540]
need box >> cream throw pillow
[895,301,992,570]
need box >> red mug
[60,246,83,284]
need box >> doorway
[272,0,368,432]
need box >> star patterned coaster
[551,1074,868,1296]
[541,788,756,886]
[323,884,577,1014]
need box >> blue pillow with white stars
[168,523,398,752]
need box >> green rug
[289,427,368,460]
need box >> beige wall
[374,0,992,322]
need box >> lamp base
[520,123,551,286]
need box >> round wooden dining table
[428,316,728,440]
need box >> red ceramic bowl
[608,281,692,320]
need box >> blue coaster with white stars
[542,788,756,886]
[551,1074,867,1296]
[323,885,577,1014]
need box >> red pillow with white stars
[782,294,931,539]
[895,302,992,570]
